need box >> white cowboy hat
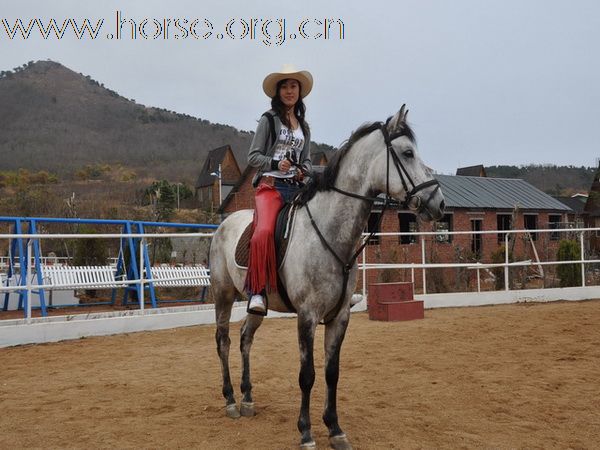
[262,64,313,99]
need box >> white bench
[148,266,210,287]
[41,265,125,289]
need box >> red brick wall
[355,209,565,294]
[223,168,258,213]
[221,149,241,184]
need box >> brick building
[195,145,241,210]
[363,173,572,292]
[456,164,487,177]
[554,195,587,226]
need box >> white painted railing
[1,227,597,321]
[358,226,596,296]
[1,227,599,347]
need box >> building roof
[553,196,587,214]
[219,169,573,214]
[436,175,572,211]
[196,145,235,188]
[456,165,487,177]
[311,151,328,165]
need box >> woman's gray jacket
[247,110,312,173]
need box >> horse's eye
[403,149,414,158]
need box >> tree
[153,181,175,221]
[557,240,582,287]
[73,225,108,298]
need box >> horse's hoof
[329,434,353,450]
[240,401,255,417]
[225,403,241,419]
[299,440,316,449]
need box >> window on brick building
[436,214,453,243]
[548,214,562,241]
[398,213,418,244]
[497,214,512,243]
[524,214,538,241]
[366,212,382,244]
[471,219,483,258]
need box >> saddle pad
[235,222,254,268]
[234,202,293,269]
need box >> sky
[1,0,599,174]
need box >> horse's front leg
[239,313,263,416]
[323,309,353,450]
[297,314,318,448]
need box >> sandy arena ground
[1,300,599,449]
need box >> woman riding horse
[245,64,314,314]
[211,98,445,448]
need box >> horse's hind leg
[215,286,240,419]
[239,313,264,416]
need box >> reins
[305,121,440,324]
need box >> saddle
[235,202,294,270]
[235,202,297,313]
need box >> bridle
[303,120,441,323]
[331,120,440,211]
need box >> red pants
[245,183,283,294]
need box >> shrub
[491,246,513,290]
[73,225,108,266]
[73,226,108,298]
[557,240,582,287]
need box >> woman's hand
[278,159,292,172]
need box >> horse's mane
[295,118,416,205]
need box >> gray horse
[210,106,445,449]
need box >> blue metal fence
[0,216,217,317]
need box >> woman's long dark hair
[271,78,310,136]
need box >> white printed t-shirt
[263,125,305,179]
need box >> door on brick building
[471,219,482,258]
[524,214,538,241]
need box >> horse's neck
[306,141,376,260]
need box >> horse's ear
[387,104,409,133]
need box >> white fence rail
[358,226,595,296]
[1,227,599,347]
[1,227,597,319]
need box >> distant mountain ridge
[0,60,333,183]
